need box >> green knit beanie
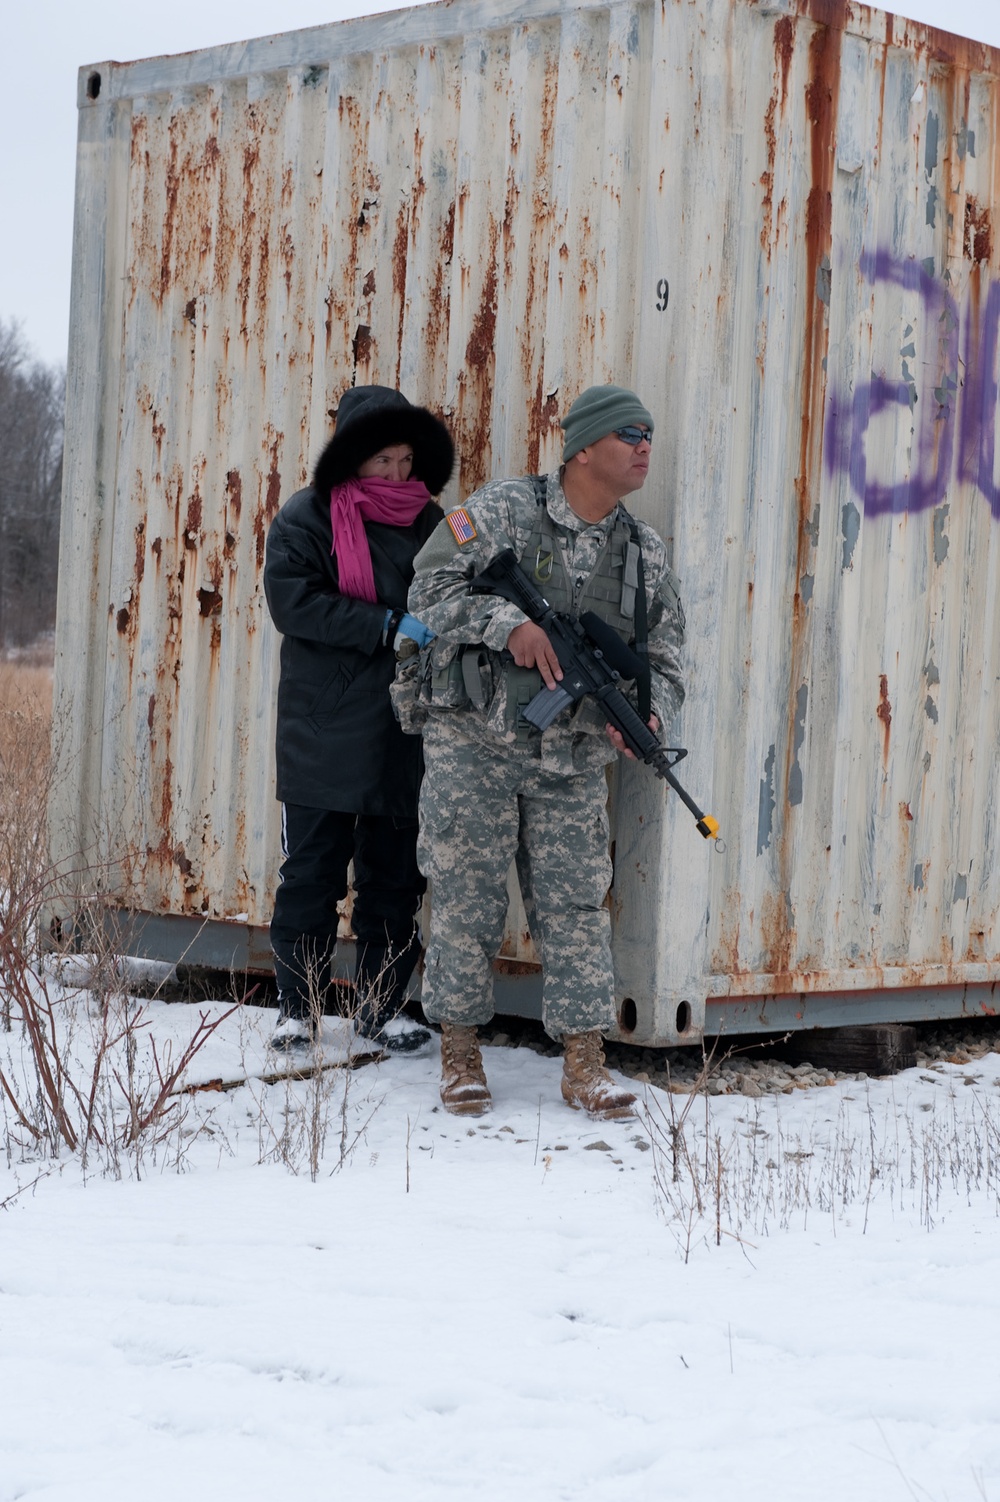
[560,384,654,461]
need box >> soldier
[408,384,685,1119]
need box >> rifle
[469,549,721,843]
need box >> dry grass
[0,653,53,821]
[0,651,54,718]
[0,654,54,925]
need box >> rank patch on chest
[446,507,477,545]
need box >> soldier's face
[582,428,651,497]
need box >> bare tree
[0,320,64,650]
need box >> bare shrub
[644,1068,1000,1260]
[0,861,241,1173]
[0,666,242,1174]
[248,952,386,1181]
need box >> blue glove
[383,609,435,649]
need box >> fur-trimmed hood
[313,384,454,496]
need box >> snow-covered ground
[2,988,999,1501]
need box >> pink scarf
[328,476,431,602]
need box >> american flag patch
[446,507,477,545]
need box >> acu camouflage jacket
[407,471,686,764]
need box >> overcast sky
[3,0,998,369]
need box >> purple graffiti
[824,249,999,516]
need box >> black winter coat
[264,485,442,815]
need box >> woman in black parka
[263,385,454,1051]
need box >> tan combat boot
[561,1032,637,1121]
[439,1023,492,1117]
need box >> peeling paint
[932,503,950,564]
[924,110,939,175]
[757,744,777,856]
[841,501,860,569]
[787,683,808,806]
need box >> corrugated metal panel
[49,0,1000,1041]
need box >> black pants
[270,805,426,1024]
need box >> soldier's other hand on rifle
[607,715,659,757]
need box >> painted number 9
[655,278,669,312]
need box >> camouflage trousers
[417,714,616,1040]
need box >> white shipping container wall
[49,0,1000,1042]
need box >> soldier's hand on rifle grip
[607,715,659,757]
[507,621,563,690]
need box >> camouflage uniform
[408,470,685,1039]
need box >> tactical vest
[424,479,645,740]
[499,496,643,735]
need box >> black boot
[269,931,334,1050]
[354,933,430,1054]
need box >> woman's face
[357,444,415,482]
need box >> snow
[2,991,999,1501]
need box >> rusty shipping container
[48,0,1000,1044]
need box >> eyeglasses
[613,426,652,447]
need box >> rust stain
[515,53,557,450]
[147,693,156,733]
[423,201,455,370]
[160,754,174,837]
[712,892,742,977]
[526,389,561,476]
[197,585,223,618]
[353,323,373,370]
[760,96,777,254]
[265,435,282,519]
[252,432,284,570]
[392,198,410,379]
[877,674,892,763]
[225,468,242,522]
[524,368,545,475]
[280,217,295,297]
[900,801,914,821]
[779,10,841,916]
[758,889,795,980]
[238,121,262,337]
[465,230,499,372]
[253,510,267,574]
[158,124,181,301]
[773,15,795,99]
[184,488,203,549]
[492,956,543,976]
[458,216,500,493]
[964,197,993,264]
